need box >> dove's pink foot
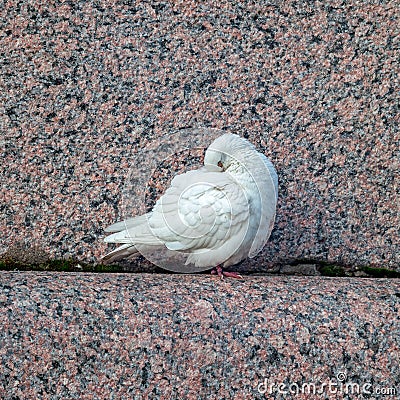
[211,265,243,279]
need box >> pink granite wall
[1,0,399,270]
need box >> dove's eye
[218,161,223,168]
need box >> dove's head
[204,134,256,172]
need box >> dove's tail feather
[104,214,150,233]
[102,243,139,263]
[102,213,163,263]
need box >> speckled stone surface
[0,272,399,399]
[1,1,399,270]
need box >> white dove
[102,134,278,278]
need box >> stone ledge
[0,272,399,399]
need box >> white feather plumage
[102,134,278,272]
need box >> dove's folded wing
[148,169,250,256]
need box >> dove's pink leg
[211,265,243,279]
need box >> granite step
[0,272,398,399]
